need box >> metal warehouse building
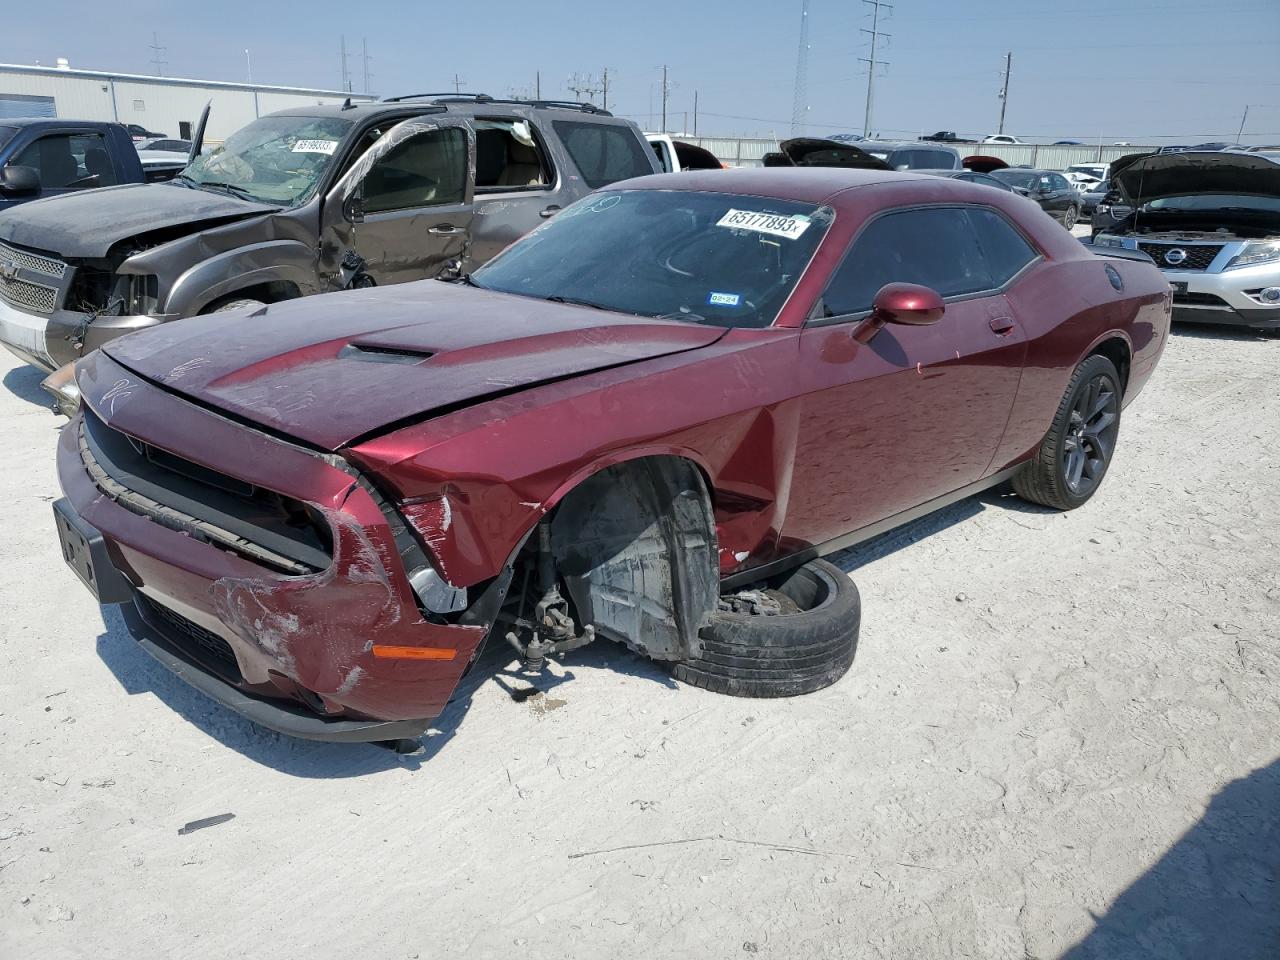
[0,62,372,142]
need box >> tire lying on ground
[671,558,860,698]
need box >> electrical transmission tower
[791,0,811,135]
[149,33,168,77]
[361,38,374,95]
[859,0,892,138]
[567,73,599,103]
[339,36,352,93]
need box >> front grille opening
[0,276,58,313]
[1138,243,1223,272]
[1173,291,1231,308]
[80,407,333,575]
[138,594,243,684]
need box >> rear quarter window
[553,120,655,188]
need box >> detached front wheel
[671,559,860,698]
[1013,353,1122,510]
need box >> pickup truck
[0,95,658,386]
[0,119,179,214]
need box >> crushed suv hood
[102,281,727,451]
[1112,150,1280,205]
[0,182,275,258]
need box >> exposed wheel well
[200,281,301,314]
[1089,337,1130,395]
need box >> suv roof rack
[380,93,611,116]
[382,92,496,103]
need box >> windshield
[471,190,833,328]
[180,115,353,206]
[1143,194,1280,213]
[991,170,1038,189]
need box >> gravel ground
[0,325,1277,960]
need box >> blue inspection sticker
[708,292,741,307]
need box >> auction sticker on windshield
[716,209,812,240]
[291,139,339,155]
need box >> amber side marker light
[372,645,457,661]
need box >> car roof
[1,117,115,129]
[863,140,959,151]
[615,166,974,206]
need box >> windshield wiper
[544,295,613,311]
[170,173,198,188]
[443,272,483,288]
[197,181,259,202]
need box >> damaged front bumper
[56,352,496,742]
[0,299,165,374]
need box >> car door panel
[784,294,1027,549]
[319,117,476,289]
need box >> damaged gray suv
[0,94,657,390]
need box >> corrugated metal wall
[678,136,1156,171]
[0,67,368,142]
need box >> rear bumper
[55,352,494,741]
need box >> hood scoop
[338,343,435,365]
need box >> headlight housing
[1225,240,1280,271]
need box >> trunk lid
[102,281,726,451]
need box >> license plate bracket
[1170,281,1189,295]
[52,498,132,604]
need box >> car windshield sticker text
[291,139,339,155]
[716,209,812,240]
[708,292,741,307]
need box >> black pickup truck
[0,119,175,215]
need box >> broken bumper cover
[0,300,166,374]
[56,352,494,742]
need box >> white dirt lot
[1,326,1277,960]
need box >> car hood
[764,138,893,170]
[0,182,275,258]
[1112,150,1280,205]
[101,281,728,451]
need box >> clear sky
[6,0,1280,144]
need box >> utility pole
[1237,104,1250,140]
[452,73,465,94]
[791,0,811,135]
[244,49,252,84]
[149,32,168,77]
[340,36,352,93]
[693,90,699,136]
[601,67,611,111]
[361,38,373,95]
[997,51,1012,135]
[536,71,541,99]
[859,1,892,138]
[660,65,670,133]
[567,73,603,104]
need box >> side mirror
[343,187,366,224]
[855,283,945,343]
[0,165,41,195]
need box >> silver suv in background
[1094,150,1280,330]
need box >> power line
[859,0,892,137]
[791,0,811,135]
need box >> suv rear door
[321,116,476,287]
[467,116,566,265]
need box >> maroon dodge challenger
[51,168,1171,745]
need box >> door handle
[428,223,460,235]
[989,316,1016,336]
[540,205,562,218]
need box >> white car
[982,134,1026,145]
[1064,163,1108,190]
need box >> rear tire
[671,559,860,698]
[1013,354,1122,510]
